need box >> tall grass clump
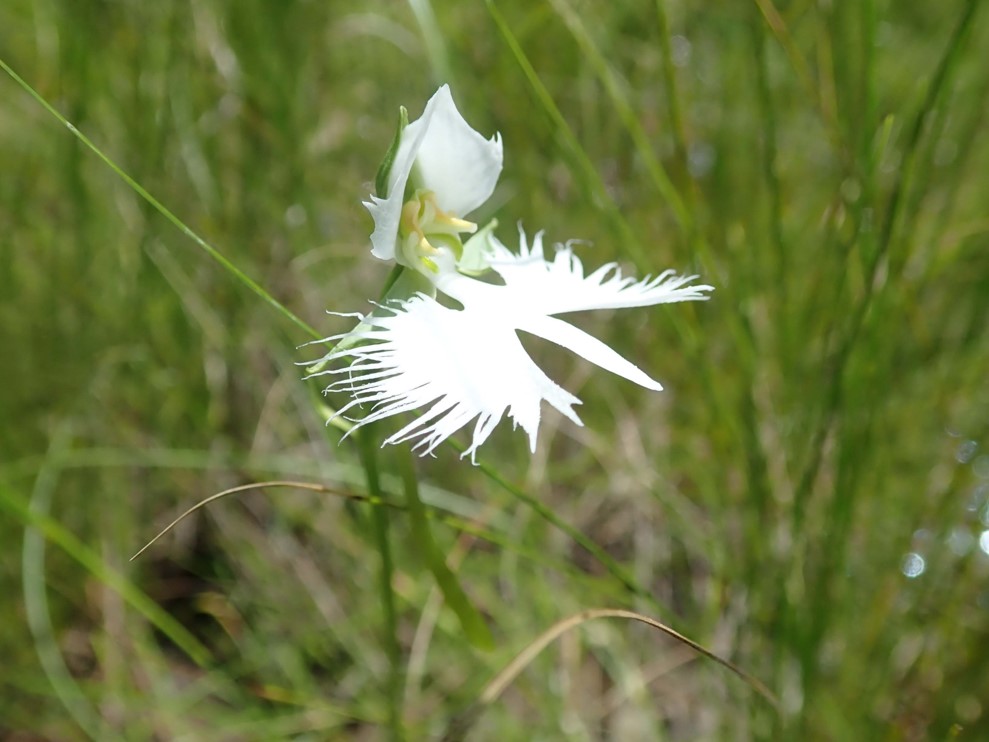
[1,0,988,739]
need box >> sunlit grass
[2,0,988,739]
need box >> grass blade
[0,56,319,341]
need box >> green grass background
[2,0,988,739]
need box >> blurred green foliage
[2,0,988,739]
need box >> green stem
[398,449,493,650]
[357,431,403,741]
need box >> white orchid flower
[307,86,712,461]
[310,229,712,462]
[363,84,503,273]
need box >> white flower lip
[314,292,582,462]
[363,85,503,263]
[311,229,713,462]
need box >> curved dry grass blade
[130,480,379,561]
[442,608,778,741]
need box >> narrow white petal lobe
[519,314,664,391]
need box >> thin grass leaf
[466,447,669,614]
[0,479,213,669]
[485,0,647,266]
[0,56,320,341]
[546,0,691,239]
[19,431,102,739]
[407,0,453,85]
[877,0,981,273]
[753,0,839,141]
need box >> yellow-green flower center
[398,190,476,272]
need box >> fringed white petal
[320,294,581,461]
[487,228,714,316]
[316,226,712,459]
